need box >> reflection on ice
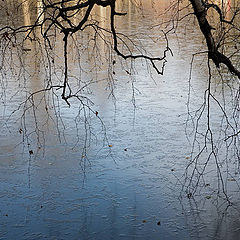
[0,0,240,239]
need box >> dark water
[0,0,240,239]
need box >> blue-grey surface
[0,0,240,239]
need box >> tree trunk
[189,0,240,78]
